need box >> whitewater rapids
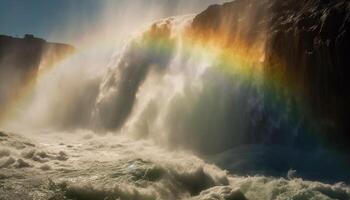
[0,131,349,200]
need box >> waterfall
[93,15,302,154]
[2,4,349,184]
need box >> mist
[1,0,229,131]
[1,0,349,199]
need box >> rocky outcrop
[192,0,268,49]
[191,0,350,149]
[265,0,350,147]
[0,34,74,117]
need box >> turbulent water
[94,16,261,151]
[1,131,349,200]
[1,12,350,200]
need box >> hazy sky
[0,0,228,45]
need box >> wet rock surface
[192,0,350,150]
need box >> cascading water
[94,16,262,152]
[1,1,350,199]
[92,12,349,183]
[93,11,300,150]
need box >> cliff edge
[0,34,74,117]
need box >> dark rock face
[192,0,268,49]
[265,0,350,148]
[0,34,74,117]
[191,0,350,150]
[189,0,350,183]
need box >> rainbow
[0,50,75,126]
[137,20,319,143]
[0,18,319,143]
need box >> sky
[0,0,228,46]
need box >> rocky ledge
[0,34,74,117]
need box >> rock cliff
[0,34,74,117]
[191,0,350,149]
